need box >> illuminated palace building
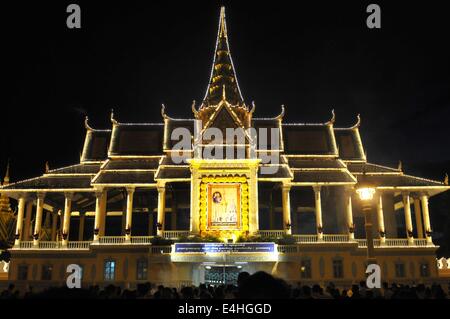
[1,8,449,289]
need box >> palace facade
[1,7,449,289]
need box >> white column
[157,183,166,237]
[420,194,432,245]
[125,187,135,242]
[14,196,26,246]
[190,173,200,234]
[281,183,292,235]
[33,193,45,246]
[249,165,259,234]
[93,190,103,242]
[344,188,354,240]
[99,191,107,236]
[413,197,424,238]
[402,193,414,245]
[313,186,323,241]
[376,194,386,244]
[57,210,63,241]
[62,193,73,246]
[22,201,33,241]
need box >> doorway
[204,266,240,285]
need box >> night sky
[2,0,450,183]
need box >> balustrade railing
[258,230,286,238]
[130,236,153,244]
[293,235,318,243]
[162,231,190,239]
[67,241,91,249]
[356,238,432,248]
[99,236,126,244]
[413,239,429,246]
[323,234,350,242]
[18,241,33,249]
[12,235,434,250]
[39,241,61,249]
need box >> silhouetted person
[181,286,194,299]
[237,271,250,288]
[238,271,290,299]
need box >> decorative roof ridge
[325,109,336,125]
[400,172,449,186]
[358,162,402,172]
[1,174,46,189]
[113,122,164,126]
[47,162,100,173]
[252,105,285,121]
[334,114,361,130]
[282,122,328,126]
[84,116,112,132]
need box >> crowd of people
[0,271,448,299]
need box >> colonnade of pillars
[14,182,170,246]
[13,183,433,246]
[280,183,433,244]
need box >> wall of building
[6,246,440,292]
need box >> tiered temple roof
[1,7,449,208]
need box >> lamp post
[356,174,377,266]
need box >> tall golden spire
[202,6,244,108]
[0,161,12,213]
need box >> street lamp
[356,172,377,266]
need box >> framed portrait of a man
[207,183,241,230]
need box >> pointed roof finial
[219,6,227,38]
[250,101,256,114]
[275,105,286,120]
[3,159,10,185]
[326,109,336,125]
[191,100,198,118]
[351,114,361,129]
[84,116,93,131]
[45,161,50,174]
[398,160,403,171]
[161,104,169,120]
[444,173,449,186]
[201,7,244,108]
[110,108,118,125]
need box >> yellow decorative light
[356,187,376,201]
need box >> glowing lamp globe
[356,187,376,201]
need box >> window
[395,263,405,278]
[41,265,53,281]
[300,260,312,279]
[136,258,148,280]
[18,265,28,281]
[104,260,116,281]
[419,263,430,277]
[332,260,343,278]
